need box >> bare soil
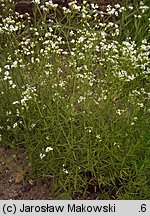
[0,146,52,200]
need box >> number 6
[141,204,146,212]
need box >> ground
[0,146,52,199]
[0,146,107,200]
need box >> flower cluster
[40,146,53,159]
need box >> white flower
[11,61,18,68]
[82,12,86,18]
[116,109,123,115]
[6,111,11,115]
[4,65,10,69]
[64,169,69,174]
[35,31,39,36]
[12,84,16,88]
[114,142,120,147]
[32,0,40,4]
[96,135,102,142]
[7,126,11,130]
[78,36,85,43]
[45,0,53,6]
[31,123,36,128]
[4,71,9,76]
[115,4,120,9]
[78,96,86,103]
[12,101,19,105]
[70,30,74,36]
[45,146,53,152]
[139,5,149,13]
[13,122,18,128]
[137,103,144,108]
[140,1,144,5]
[128,6,133,10]
[9,80,13,85]
[40,153,46,159]
[62,164,69,174]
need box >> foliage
[0,0,150,199]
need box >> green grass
[0,0,150,199]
